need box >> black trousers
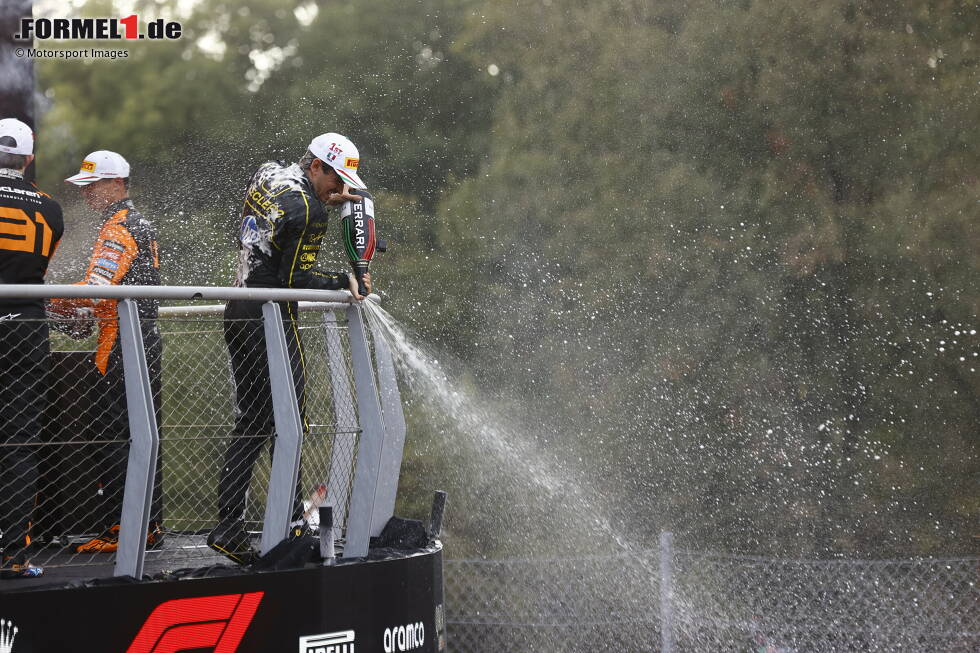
[95,327,164,530]
[218,300,306,523]
[0,320,49,551]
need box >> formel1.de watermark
[15,15,182,41]
[11,14,181,62]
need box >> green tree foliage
[430,0,978,555]
[36,0,494,284]
[32,0,977,557]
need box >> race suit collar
[298,165,316,193]
[0,168,24,179]
[103,197,135,218]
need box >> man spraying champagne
[209,133,371,564]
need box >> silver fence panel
[259,301,306,555]
[114,298,160,578]
[342,303,387,557]
[369,317,408,537]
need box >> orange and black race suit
[49,198,164,529]
[50,198,161,373]
[0,169,65,554]
[219,161,350,523]
[0,170,64,317]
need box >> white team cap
[0,118,34,155]
[65,150,130,185]
[308,133,366,190]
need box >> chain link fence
[445,541,979,652]
[445,552,661,652]
[0,306,362,574]
[2,316,136,572]
[153,310,361,569]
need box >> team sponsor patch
[95,257,119,270]
[102,240,125,252]
[91,268,114,280]
[99,250,121,261]
[345,157,359,169]
[0,185,41,198]
[87,276,111,285]
[240,215,261,246]
[81,160,96,172]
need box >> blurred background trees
[32,0,978,557]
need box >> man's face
[308,159,345,202]
[79,178,126,212]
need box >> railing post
[259,301,306,555]
[660,531,676,653]
[429,490,447,541]
[322,311,357,540]
[114,299,159,578]
[368,313,407,535]
[342,303,387,558]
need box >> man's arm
[273,192,352,292]
[48,215,137,322]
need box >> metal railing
[444,534,980,652]
[0,284,406,579]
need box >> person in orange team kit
[48,151,164,553]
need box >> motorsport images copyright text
[14,14,182,61]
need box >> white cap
[308,133,366,189]
[65,150,130,185]
[0,118,34,155]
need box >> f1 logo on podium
[126,592,264,653]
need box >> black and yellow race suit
[0,169,64,554]
[219,161,351,523]
[48,198,163,530]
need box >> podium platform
[1,543,446,652]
